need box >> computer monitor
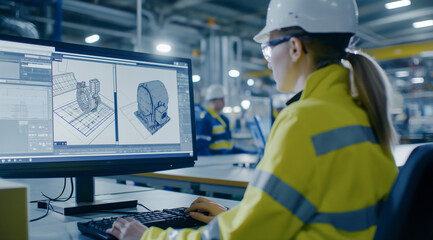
[245,115,269,168]
[244,96,272,137]
[247,121,265,154]
[0,35,196,214]
[254,115,271,144]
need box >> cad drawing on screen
[53,72,114,140]
[76,79,101,114]
[134,80,170,135]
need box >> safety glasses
[261,35,307,62]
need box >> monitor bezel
[0,34,197,178]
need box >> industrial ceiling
[0,0,432,88]
[1,0,432,51]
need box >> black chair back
[374,144,433,240]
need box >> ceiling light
[395,71,409,78]
[192,75,201,83]
[223,106,233,113]
[385,0,411,9]
[411,77,424,84]
[241,100,251,110]
[228,69,240,78]
[156,43,171,53]
[247,78,255,86]
[85,34,100,44]
[233,106,242,113]
[413,20,433,29]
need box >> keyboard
[77,207,206,240]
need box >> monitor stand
[37,176,137,215]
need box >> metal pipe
[63,0,136,27]
[136,0,142,52]
[54,0,62,41]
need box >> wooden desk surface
[135,163,255,187]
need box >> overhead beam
[63,0,137,27]
[243,68,272,79]
[173,0,211,10]
[361,7,433,30]
[364,40,433,61]
[192,2,264,27]
[386,32,433,46]
[384,26,433,39]
[356,26,393,47]
[24,15,136,39]
[358,1,388,17]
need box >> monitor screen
[0,35,196,179]
[244,96,272,141]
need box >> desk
[112,154,258,197]
[114,164,255,197]
[13,178,240,240]
[393,143,422,167]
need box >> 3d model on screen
[53,71,114,140]
[53,72,78,96]
[135,80,170,135]
[76,79,101,113]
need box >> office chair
[374,144,433,240]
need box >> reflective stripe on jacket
[195,106,234,155]
[141,64,398,240]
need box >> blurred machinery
[0,16,39,39]
[135,80,170,135]
[76,79,101,113]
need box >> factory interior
[0,0,433,239]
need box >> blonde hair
[344,51,398,150]
[281,27,398,151]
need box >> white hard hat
[205,84,225,101]
[254,0,358,43]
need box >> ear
[288,37,304,62]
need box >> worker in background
[194,103,206,125]
[108,0,398,239]
[196,84,252,155]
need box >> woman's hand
[185,197,228,223]
[106,217,148,240]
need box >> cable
[29,178,74,222]
[42,178,67,200]
[50,178,74,202]
[30,199,52,222]
[137,203,152,212]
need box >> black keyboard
[77,207,206,240]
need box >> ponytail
[344,51,398,151]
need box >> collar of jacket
[299,63,350,101]
[206,106,227,128]
[286,91,303,106]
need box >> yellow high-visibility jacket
[141,64,398,240]
[196,106,234,155]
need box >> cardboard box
[0,179,28,240]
